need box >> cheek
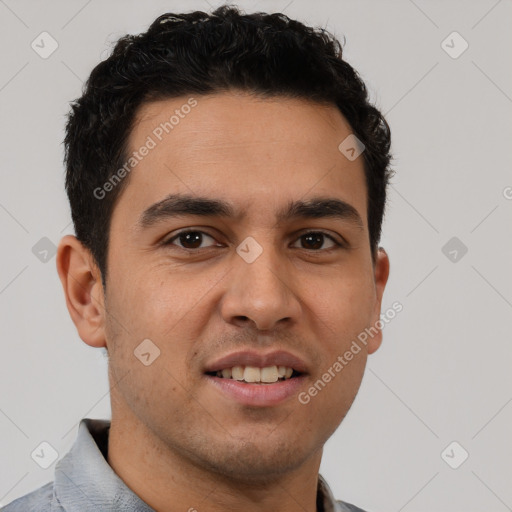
[105,293,194,427]
[105,265,212,384]
[113,263,204,334]
[297,347,366,443]
[305,266,376,343]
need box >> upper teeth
[216,365,294,383]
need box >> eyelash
[163,229,345,252]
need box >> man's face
[101,91,388,481]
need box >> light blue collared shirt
[2,418,368,512]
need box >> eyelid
[292,228,346,248]
[163,228,347,251]
[164,228,221,248]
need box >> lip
[205,374,307,407]
[203,349,309,374]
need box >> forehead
[115,91,367,228]
[133,91,350,147]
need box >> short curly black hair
[63,5,392,287]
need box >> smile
[208,364,299,383]
[205,368,306,407]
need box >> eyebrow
[137,193,364,231]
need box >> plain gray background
[1,0,511,510]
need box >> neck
[106,409,323,512]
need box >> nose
[219,242,302,332]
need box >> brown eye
[166,230,218,250]
[292,231,341,251]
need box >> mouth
[203,350,308,406]
[205,365,302,384]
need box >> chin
[190,436,313,483]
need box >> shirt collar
[318,474,346,512]
[53,418,153,511]
[53,418,344,512]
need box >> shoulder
[1,481,62,512]
[337,499,370,512]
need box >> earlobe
[367,247,390,355]
[56,235,107,348]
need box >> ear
[56,235,107,348]
[366,247,390,355]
